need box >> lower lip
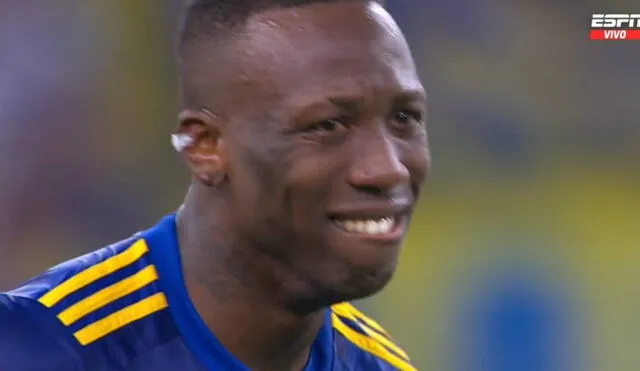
[330,215,407,242]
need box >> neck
[176,187,326,371]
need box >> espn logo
[590,14,640,40]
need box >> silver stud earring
[171,133,194,152]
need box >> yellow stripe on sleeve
[332,314,416,371]
[332,304,409,361]
[334,302,390,337]
[74,292,168,346]
[39,239,149,307]
[356,321,409,360]
[57,265,159,326]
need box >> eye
[305,116,350,134]
[394,109,423,126]
[390,108,425,136]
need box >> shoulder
[8,235,146,304]
[0,292,84,370]
[331,302,416,371]
[1,234,175,370]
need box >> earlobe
[175,109,228,187]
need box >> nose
[347,127,410,194]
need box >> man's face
[195,1,429,307]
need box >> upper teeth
[335,217,395,235]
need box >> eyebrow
[326,89,427,110]
[391,90,427,105]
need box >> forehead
[220,2,421,109]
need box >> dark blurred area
[1,1,639,369]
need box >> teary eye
[389,108,426,137]
[306,116,350,133]
[394,109,423,125]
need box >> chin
[320,260,399,306]
[285,262,397,314]
[341,262,397,300]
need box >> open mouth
[327,202,411,240]
[331,216,398,235]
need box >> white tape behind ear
[171,133,194,152]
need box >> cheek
[285,151,343,214]
[405,134,430,183]
[277,155,346,255]
[229,128,287,194]
[226,140,289,231]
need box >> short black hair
[177,0,384,107]
[179,0,383,53]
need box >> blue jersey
[0,214,415,371]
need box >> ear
[175,109,228,187]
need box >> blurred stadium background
[1,1,639,370]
